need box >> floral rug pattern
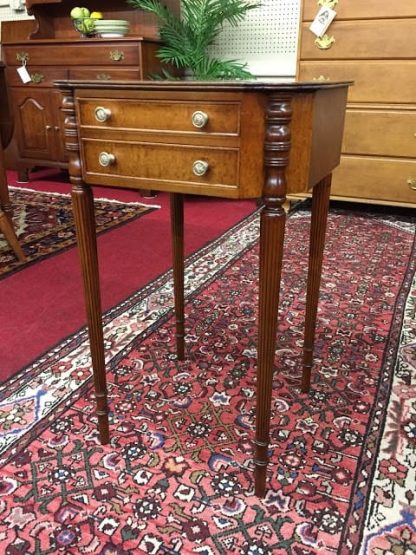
[0,187,158,279]
[0,205,414,554]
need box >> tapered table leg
[72,182,109,444]
[301,174,332,393]
[254,93,293,497]
[170,193,185,360]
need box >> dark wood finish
[0,62,25,262]
[58,79,350,496]
[1,0,180,180]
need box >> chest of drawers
[297,0,416,207]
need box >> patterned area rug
[0,187,159,279]
[0,204,415,554]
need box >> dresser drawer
[5,66,67,87]
[4,43,140,67]
[342,109,416,158]
[331,156,416,205]
[302,0,414,20]
[81,139,240,192]
[78,99,241,135]
[298,61,416,103]
[300,19,416,60]
[69,68,141,81]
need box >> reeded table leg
[301,174,332,393]
[72,182,109,444]
[170,193,185,360]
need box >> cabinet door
[11,88,56,160]
[49,90,67,163]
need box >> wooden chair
[0,61,25,262]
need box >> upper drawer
[77,98,241,136]
[300,19,416,60]
[3,43,140,67]
[302,0,415,20]
[342,109,416,158]
[6,66,67,87]
[298,61,416,103]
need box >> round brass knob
[191,111,209,129]
[95,106,112,123]
[407,178,416,191]
[192,160,209,176]
[99,152,116,167]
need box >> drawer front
[82,140,239,189]
[342,109,416,158]
[5,66,67,87]
[4,43,140,66]
[331,156,416,204]
[298,61,416,103]
[69,68,142,81]
[300,19,416,60]
[302,0,414,20]
[78,99,241,135]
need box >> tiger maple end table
[57,79,350,497]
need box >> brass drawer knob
[95,106,112,123]
[192,160,209,176]
[99,152,116,167]
[191,111,209,129]
[408,178,416,191]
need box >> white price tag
[17,65,32,84]
[309,6,336,37]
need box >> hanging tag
[17,65,32,84]
[309,6,336,37]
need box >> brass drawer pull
[315,34,335,50]
[16,52,29,65]
[318,0,338,8]
[109,50,124,62]
[30,73,45,84]
[408,178,416,191]
[99,152,116,167]
[192,160,209,176]
[191,111,209,129]
[97,73,112,80]
[95,107,112,123]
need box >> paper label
[17,65,32,84]
[309,6,337,37]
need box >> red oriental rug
[0,204,415,554]
[0,187,158,279]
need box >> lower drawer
[342,108,416,158]
[81,139,239,191]
[68,68,141,81]
[331,155,416,205]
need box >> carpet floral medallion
[0,204,414,554]
[0,187,159,279]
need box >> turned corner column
[61,89,109,444]
[254,93,293,497]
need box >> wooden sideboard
[0,0,179,181]
[57,78,350,496]
[296,0,416,207]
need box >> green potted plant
[127,0,261,79]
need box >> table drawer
[298,61,416,103]
[5,66,67,87]
[4,43,140,66]
[342,109,416,158]
[300,19,416,60]
[302,0,414,20]
[78,99,241,135]
[331,155,416,205]
[81,139,239,189]
[69,68,141,81]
